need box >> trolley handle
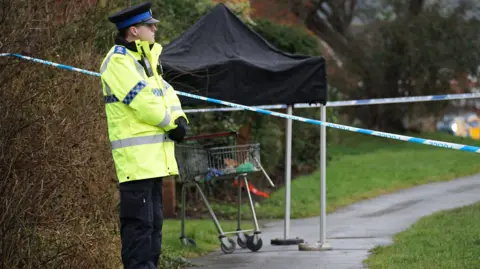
[184,131,238,141]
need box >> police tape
[5,53,480,111]
[2,53,480,153]
[327,93,480,107]
[183,93,480,113]
[184,104,286,113]
[177,91,480,153]
[4,53,102,77]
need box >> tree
[290,0,480,132]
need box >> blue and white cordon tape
[2,53,480,154]
[184,93,480,113]
[3,53,101,77]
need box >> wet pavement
[186,174,480,269]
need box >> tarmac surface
[185,174,480,269]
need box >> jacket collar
[114,35,154,53]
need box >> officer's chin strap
[157,58,164,75]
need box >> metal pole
[284,105,292,240]
[271,105,303,245]
[320,105,327,244]
[298,105,331,251]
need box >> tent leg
[271,105,304,246]
[299,105,332,251]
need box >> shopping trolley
[175,131,275,254]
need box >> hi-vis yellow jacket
[100,39,188,183]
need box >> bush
[1,1,123,268]
[252,18,321,56]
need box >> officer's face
[133,23,157,44]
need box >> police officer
[99,2,189,269]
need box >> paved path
[186,174,480,269]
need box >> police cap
[108,1,159,30]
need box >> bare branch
[314,0,357,35]
[344,0,357,26]
[304,4,367,76]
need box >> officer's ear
[132,27,139,37]
[128,26,138,38]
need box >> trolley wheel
[220,237,236,254]
[246,235,263,252]
[237,233,250,249]
[180,237,197,247]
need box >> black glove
[175,116,188,130]
[167,117,187,142]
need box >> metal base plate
[270,237,304,245]
[298,241,332,251]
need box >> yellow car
[465,114,480,140]
[439,113,480,140]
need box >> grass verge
[160,219,252,268]
[211,131,480,219]
[364,202,480,269]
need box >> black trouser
[119,177,163,269]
